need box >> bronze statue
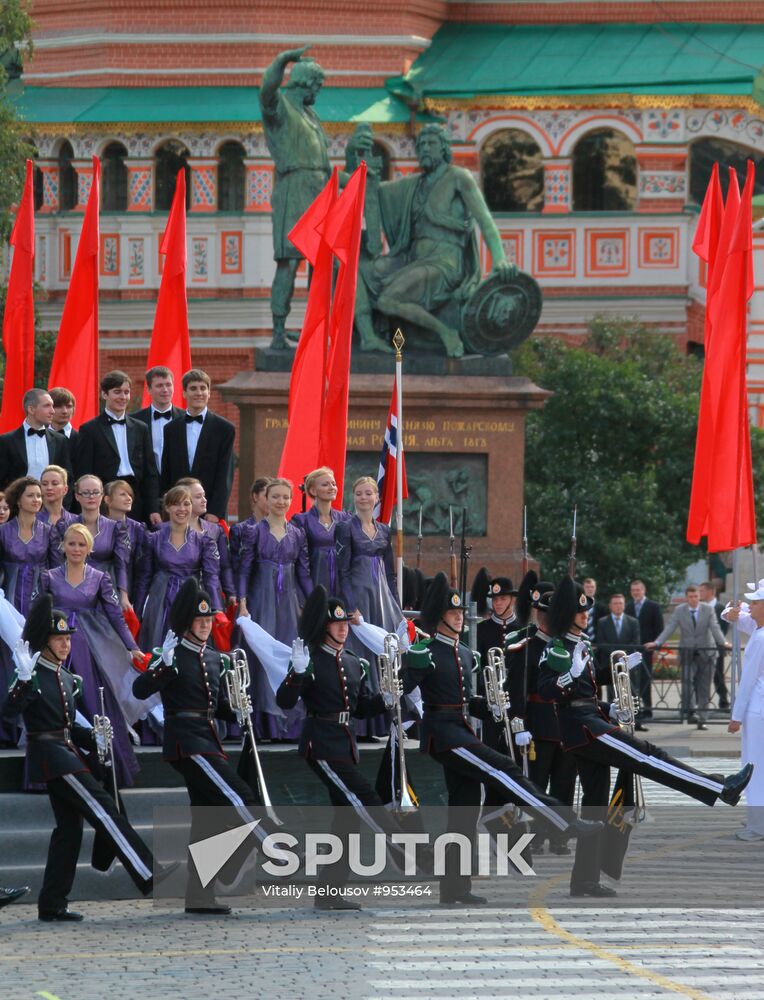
[259,46,331,350]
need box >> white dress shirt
[104,409,134,477]
[150,407,173,468]
[185,407,207,467]
[23,420,49,479]
[60,423,73,439]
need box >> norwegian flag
[375,376,408,524]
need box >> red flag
[48,156,100,428]
[0,160,36,431]
[278,170,338,519]
[687,168,740,544]
[142,169,191,408]
[375,376,408,524]
[704,159,756,551]
[319,163,367,503]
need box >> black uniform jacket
[132,638,234,760]
[506,626,562,743]
[537,631,618,750]
[1,657,94,782]
[402,633,488,754]
[276,644,384,764]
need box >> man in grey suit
[646,584,729,729]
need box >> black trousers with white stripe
[529,740,578,844]
[307,756,408,888]
[170,753,274,906]
[568,728,724,887]
[431,741,580,899]
[40,770,154,915]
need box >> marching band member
[276,586,409,909]
[402,572,603,906]
[538,575,755,897]
[133,579,274,914]
[1,595,158,921]
[291,467,350,593]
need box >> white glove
[609,702,630,725]
[94,730,109,758]
[395,619,411,652]
[12,640,39,682]
[291,638,310,675]
[382,690,395,709]
[570,641,589,679]
[557,671,574,689]
[514,730,532,747]
[161,629,178,666]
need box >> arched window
[101,141,128,211]
[155,140,190,211]
[480,129,544,212]
[58,141,77,211]
[572,128,637,211]
[689,138,764,204]
[217,141,245,211]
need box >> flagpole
[393,328,405,606]
[731,547,740,704]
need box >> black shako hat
[23,595,75,653]
[514,570,538,626]
[471,568,517,617]
[299,586,349,649]
[169,578,216,636]
[548,576,594,637]
[421,571,463,632]
[533,581,555,613]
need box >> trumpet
[484,647,516,765]
[610,649,646,819]
[225,648,281,824]
[93,686,119,809]
[378,633,416,812]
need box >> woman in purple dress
[103,479,146,605]
[37,523,144,787]
[51,475,131,613]
[134,485,223,653]
[38,465,77,530]
[177,477,237,604]
[238,478,312,738]
[291,466,350,594]
[229,475,271,575]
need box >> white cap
[743,584,764,601]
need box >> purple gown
[134,524,222,653]
[291,506,351,594]
[38,565,140,788]
[229,514,257,576]
[200,520,235,598]
[335,515,403,736]
[0,519,55,745]
[38,508,77,530]
[238,520,312,739]
[51,515,130,594]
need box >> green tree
[514,316,764,603]
[0,0,34,242]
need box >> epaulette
[72,674,83,698]
[472,650,481,671]
[219,653,233,676]
[505,623,537,645]
[359,657,370,679]
[405,643,434,670]
[543,638,572,674]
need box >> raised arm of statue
[457,169,517,280]
[260,45,312,111]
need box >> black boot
[721,763,754,806]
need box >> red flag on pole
[704,159,756,552]
[278,170,338,519]
[375,375,408,525]
[48,156,100,429]
[142,169,191,408]
[319,162,367,504]
[0,159,36,432]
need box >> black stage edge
[254,346,512,377]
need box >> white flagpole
[393,329,405,606]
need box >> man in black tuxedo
[160,368,235,521]
[0,388,72,492]
[700,580,730,710]
[626,579,664,722]
[595,594,642,722]
[132,366,184,474]
[74,370,160,525]
[49,387,78,454]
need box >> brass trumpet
[378,633,416,812]
[484,647,515,764]
[225,648,281,824]
[610,649,646,819]
[93,686,119,808]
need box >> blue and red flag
[375,376,408,524]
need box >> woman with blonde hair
[134,485,222,653]
[291,466,350,593]
[103,479,146,604]
[37,523,144,786]
[38,465,76,529]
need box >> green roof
[9,83,422,125]
[388,22,764,103]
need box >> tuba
[93,686,119,808]
[226,648,281,824]
[378,633,416,812]
[484,647,516,765]
[610,649,646,819]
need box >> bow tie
[107,416,126,426]
[27,427,46,438]
[185,414,204,424]
[153,410,173,420]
